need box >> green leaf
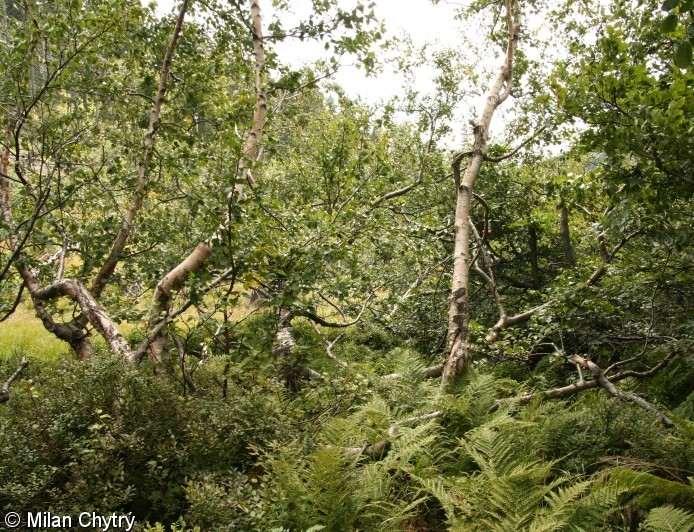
[674,40,693,67]
[661,13,679,32]
[662,0,680,10]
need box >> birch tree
[441,0,522,388]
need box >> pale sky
[264,0,465,102]
[150,0,544,147]
[151,0,467,100]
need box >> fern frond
[385,421,440,468]
[640,506,694,532]
[416,475,468,520]
[460,414,537,477]
[544,478,593,512]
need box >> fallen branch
[343,440,391,461]
[381,364,443,380]
[301,366,324,380]
[310,322,348,367]
[0,357,29,404]
[577,355,673,426]
[387,410,442,437]
[518,353,678,427]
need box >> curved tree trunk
[69,0,190,357]
[146,0,267,363]
[441,0,521,389]
[90,0,190,298]
[2,0,190,361]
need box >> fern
[459,413,538,476]
[416,476,466,518]
[444,408,637,531]
[376,348,439,417]
[261,369,645,531]
[439,372,520,439]
[640,506,694,531]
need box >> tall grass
[0,305,68,362]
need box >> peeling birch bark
[442,0,521,389]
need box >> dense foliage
[1,0,693,530]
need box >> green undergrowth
[1,320,693,530]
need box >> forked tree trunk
[1,2,189,362]
[441,0,521,389]
[146,0,267,363]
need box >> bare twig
[173,335,197,395]
[482,124,547,162]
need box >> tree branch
[576,355,673,426]
[310,322,348,367]
[370,177,422,209]
[484,229,641,344]
[297,291,374,328]
[174,334,197,395]
[387,410,442,437]
[518,352,679,427]
[0,357,29,404]
[381,364,443,380]
[587,231,641,285]
[483,124,547,163]
[370,99,439,208]
[91,0,190,298]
